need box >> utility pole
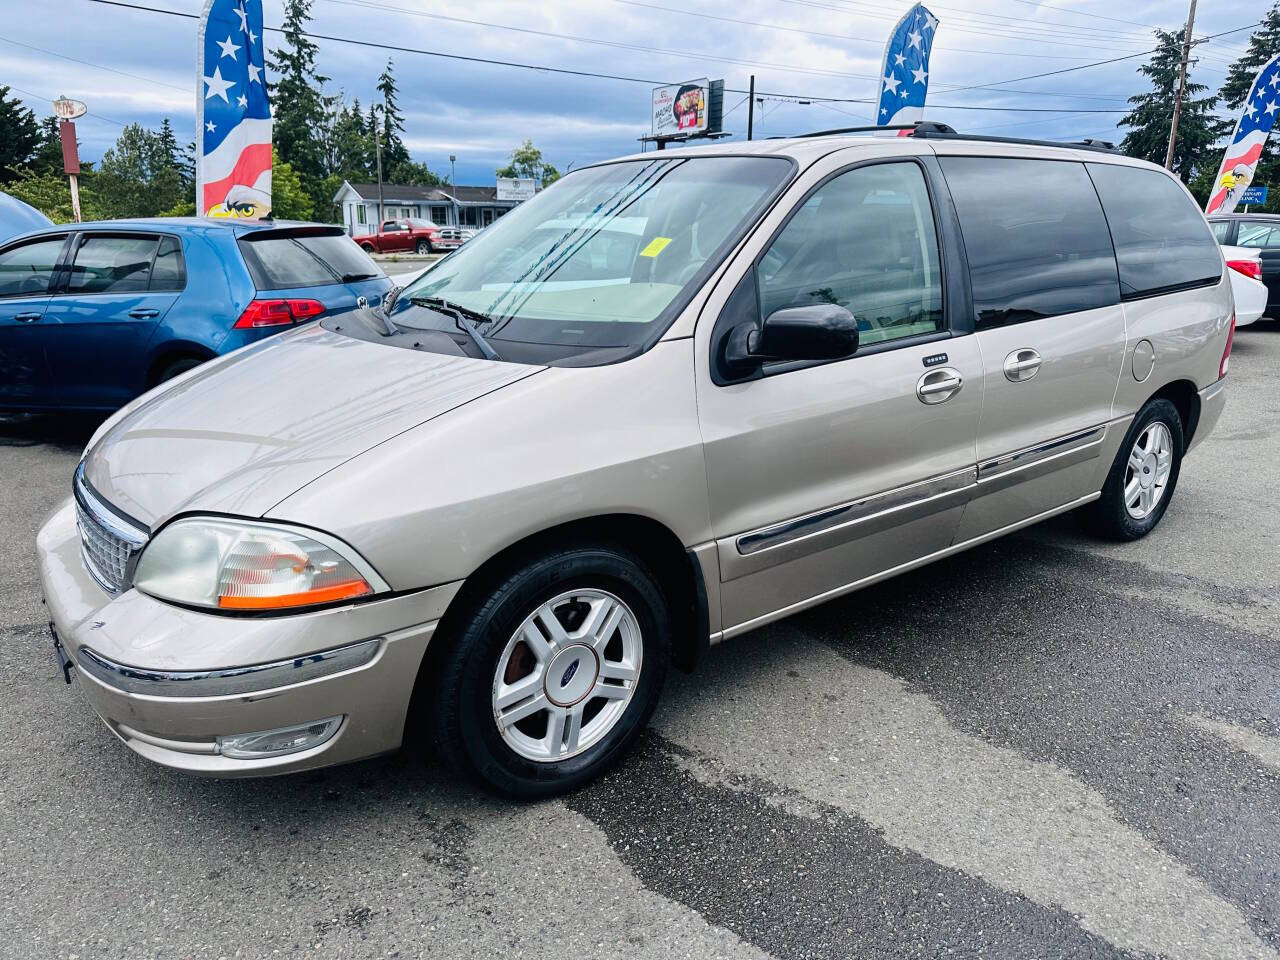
[747,75,755,140]
[1165,0,1198,171]
[374,104,385,227]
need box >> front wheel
[415,239,433,255]
[426,543,671,798]
[1082,397,1184,541]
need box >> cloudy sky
[0,0,1263,186]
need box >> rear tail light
[1226,258,1262,281]
[234,298,326,329]
[1220,313,1236,379]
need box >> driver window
[0,237,66,299]
[757,162,943,347]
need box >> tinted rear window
[238,231,383,290]
[1087,164,1222,298]
[67,234,158,294]
[940,157,1119,327]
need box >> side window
[150,236,186,291]
[1236,222,1280,249]
[757,162,944,347]
[1087,163,1223,297]
[66,234,159,294]
[940,157,1119,327]
[356,205,366,225]
[1210,221,1231,242]
[0,237,66,298]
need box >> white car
[1222,244,1267,327]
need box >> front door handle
[128,308,160,319]
[917,367,963,404]
[1004,348,1042,382]
[14,312,42,323]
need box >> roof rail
[793,120,1120,154]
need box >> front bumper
[37,498,460,777]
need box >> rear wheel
[427,542,670,798]
[415,239,433,255]
[154,355,204,385]
[1082,397,1183,541]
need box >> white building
[332,181,519,237]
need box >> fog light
[217,716,343,759]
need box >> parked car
[1209,212,1280,319]
[0,191,53,243]
[357,217,451,255]
[0,219,391,412]
[1222,244,1267,326]
[39,128,1234,798]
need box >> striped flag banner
[196,0,273,219]
[1206,53,1280,216]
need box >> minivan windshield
[392,156,791,364]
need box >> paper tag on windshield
[639,237,672,257]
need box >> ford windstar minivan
[38,123,1235,797]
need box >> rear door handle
[916,367,963,404]
[128,308,160,319]
[14,312,42,323]
[1004,348,1042,382]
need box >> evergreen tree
[1118,28,1219,183]
[375,59,410,173]
[94,123,186,218]
[28,117,69,176]
[270,147,314,221]
[267,0,329,193]
[0,86,42,183]
[1215,3,1280,212]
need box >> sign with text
[1241,185,1268,205]
[496,177,536,201]
[651,79,723,139]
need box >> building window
[356,204,366,225]
[431,206,447,225]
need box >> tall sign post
[51,98,86,223]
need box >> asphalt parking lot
[2,326,1278,960]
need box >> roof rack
[796,120,1120,153]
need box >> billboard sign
[652,79,724,138]
[497,177,537,201]
[51,97,87,120]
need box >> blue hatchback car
[0,218,393,412]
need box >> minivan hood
[83,323,542,527]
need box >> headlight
[133,518,389,612]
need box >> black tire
[1081,397,1184,541]
[155,355,204,384]
[427,541,671,799]
[415,239,433,255]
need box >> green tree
[268,0,329,194]
[1118,29,1219,183]
[375,59,411,174]
[0,86,42,183]
[387,158,441,186]
[270,148,314,220]
[496,139,560,186]
[7,168,105,223]
[27,117,68,175]
[1214,2,1280,212]
[93,123,186,218]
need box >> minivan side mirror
[723,303,859,373]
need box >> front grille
[74,464,148,595]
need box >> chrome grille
[74,464,148,595]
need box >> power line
[996,0,1159,31]
[0,35,188,93]
[4,83,130,127]
[614,0,1107,61]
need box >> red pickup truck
[356,218,452,255]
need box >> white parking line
[657,627,1276,960]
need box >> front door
[40,233,181,409]
[1234,219,1280,315]
[0,234,69,407]
[696,155,983,635]
[933,155,1128,541]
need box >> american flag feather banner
[876,3,939,128]
[1206,53,1280,216]
[196,0,273,219]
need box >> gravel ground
[2,326,1278,960]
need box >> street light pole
[1165,0,1198,171]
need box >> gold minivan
[38,124,1235,797]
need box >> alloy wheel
[1124,421,1173,520]
[491,589,642,762]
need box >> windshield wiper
[409,296,502,361]
[342,272,378,282]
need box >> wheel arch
[1146,378,1201,448]
[145,341,217,387]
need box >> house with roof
[332,181,521,236]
